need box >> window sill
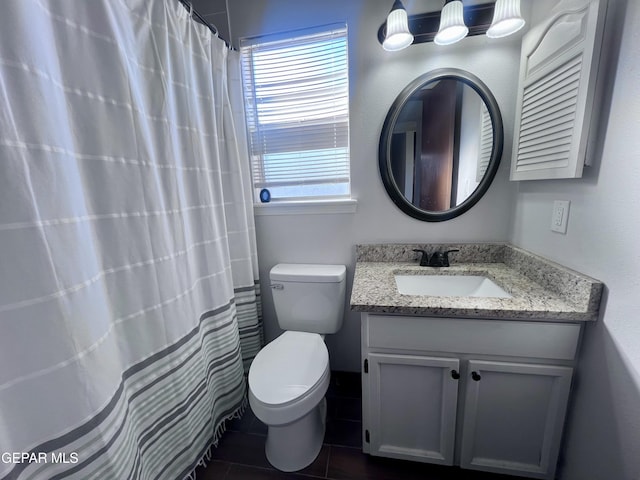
[253,198,357,216]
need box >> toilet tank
[269,264,346,334]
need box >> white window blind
[240,25,350,202]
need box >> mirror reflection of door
[390,79,492,212]
[418,79,460,210]
[391,79,461,211]
[390,122,416,202]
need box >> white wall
[509,0,640,478]
[228,0,522,371]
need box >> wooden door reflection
[416,79,460,211]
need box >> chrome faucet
[413,249,459,267]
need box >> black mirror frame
[379,68,504,222]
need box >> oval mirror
[379,69,504,222]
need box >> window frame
[239,24,355,213]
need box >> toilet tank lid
[270,263,346,283]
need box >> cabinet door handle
[451,370,460,380]
[471,371,482,381]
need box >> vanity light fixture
[382,0,414,51]
[434,0,469,46]
[486,0,526,38]
[377,0,526,48]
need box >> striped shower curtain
[0,1,262,479]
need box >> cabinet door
[510,0,607,180]
[460,361,573,479]
[367,353,460,465]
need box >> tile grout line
[222,460,231,480]
[324,445,331,479]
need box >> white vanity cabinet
[361,314,582,480]
[366,353,460,465]
[459,360,573,478]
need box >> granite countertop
[350,244,603,322]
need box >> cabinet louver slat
[519,126,573,148]
[515,57,582,172]
[521,57,582,108]
[510,0,607,181]
[520,68,581,123]
[476,104,493,181]
[516,153,572,171]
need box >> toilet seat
[249,331,329,405]
[249,331,330,425]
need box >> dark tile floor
[195,372,523,480]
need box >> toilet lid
[249,331,329,406]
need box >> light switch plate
[551,200,570,234]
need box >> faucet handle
[412,249,429,266]
[442,249,459,267]
[442,248,460,267]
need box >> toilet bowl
[249,331,330,471]
[247,263,346,472]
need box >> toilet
[248,263,346,472]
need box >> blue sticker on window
[259,189,271,203]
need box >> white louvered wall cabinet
[510,0,608,181]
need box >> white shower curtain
[0,1,262,479]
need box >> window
[240,25,350,205]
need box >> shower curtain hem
[183,393,249,480]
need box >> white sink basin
[395,274,511,298]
